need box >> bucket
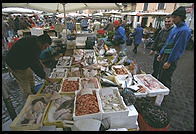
[138,113,169,131]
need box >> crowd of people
[2,6,192,101]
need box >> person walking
[149,15,174,78]
[157,6,191,88]
[112,20,126,53]
[5,34,54,100]
[131,22,143,54]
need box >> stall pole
[2,80,17,121]
[62,3,67,42]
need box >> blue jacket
[114,26,126,41]
[160,21,191,63]
[132,26,143,45]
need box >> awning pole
[62,3,67,42]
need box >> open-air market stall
[7,32,170,130]
[3,3,170,131]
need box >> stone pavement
[2,44,194,131]
[126,44,194,131]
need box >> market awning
[2,3,120,13]
[2,7,43,14]
[121,11,171,16]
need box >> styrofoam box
[56,56,72,68]
[52,68,67,73]
[49,68,68,79]
[100,87,129,120]
[76,37,87,48]
[111,65,131,76]
[83,49,97,65]
[115,75,147,98]
[109,105,138,129]
[80,77,101,91]
[59,77,81,93]
[73,90,103,121]
[134,74,170,96]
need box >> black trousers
[133,44,139,54]
[157,54,177,89]
[152,53,160,79]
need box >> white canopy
[2,7,43,14]
[122,11,171,16]
[93,12,103,16]
[2,3,120,13]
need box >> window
[143,3,148,11]
[157,3,165,10]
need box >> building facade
[133,3,176,28]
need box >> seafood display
[75,92,99,116]
[100,89,127,112]
[135,74,165,90]
[112,65,129,75]
[56,56,72,68]
[74,49,84,56]
[67,67,82,77]
[82,68,98,77]
[50,72,66,78]
[137,85,146,93]
[19,96,49,125]
[40,81,61,94]
[47,95,74,122]
[81,77,99,90]
[83,50,97,65]
[60,78,80,92]
[72,55,83,65]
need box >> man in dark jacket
[149,15,174,78]
[157,6,191,88]
[5,34,54,99]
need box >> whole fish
[55,99,74,112]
